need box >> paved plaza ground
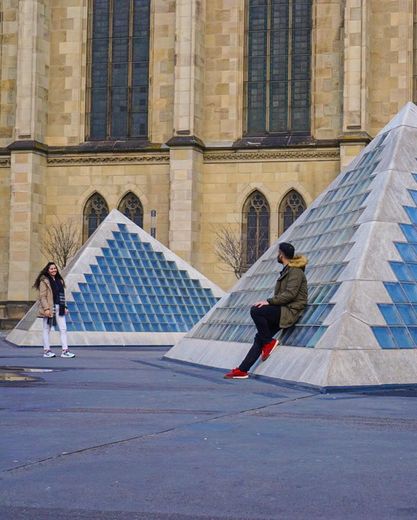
[1,336,417,520]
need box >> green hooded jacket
[266,255,308,328]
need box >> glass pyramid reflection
[167,102,417,390]
[7,210,224,346]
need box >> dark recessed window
[242,190,270,267]
[87,0,151,140]
[279,189,306,234]
[245,0,312,135]
[118,192,144,227]
[83,193,109,240]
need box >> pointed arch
[118,192,144,228]
[278,189,306,235]
[242,190,270,268]
[83,192,109,241]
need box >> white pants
[42,304,68,351]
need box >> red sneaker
[261,339,279,361]
[224,368,249,379]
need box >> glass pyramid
[167,103,417,389]
[7,210,224,346]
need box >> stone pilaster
[172,0,205,138]
[340,0,370,169]
[0,1,18,147]
[169,147,203,265]
[342,0,370,132]
[14,0,49,141]
[168,0,205,265]
[7,0,49,301]
[7,150,47,301]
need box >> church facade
[0,0,415,320]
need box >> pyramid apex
[376,102,417,136]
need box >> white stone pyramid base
[166,339,417,389]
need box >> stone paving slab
[1,339,417,519]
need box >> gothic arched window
[242,191,270,267]
[245,0,312,135]
[279,190,306,234]
[118,192,143,227]
[87,0,151,140]
[83,193,109,240]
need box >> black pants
[239,305,281,372]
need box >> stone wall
[44,153,171,254]
[0,162,11,301]
[0,0,18,146]
[199,148,340,289]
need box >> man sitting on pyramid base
[224,243,308,379]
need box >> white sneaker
[61,350,75,358]
[43,350,56,358]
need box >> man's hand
[254,300,269,307]
[44,309,52,318]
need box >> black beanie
[279,242,295,259]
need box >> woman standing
[34,262,75,358]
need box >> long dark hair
[33,262,66,290]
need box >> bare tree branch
[214,225,246,279]
[40,218,81,269]
[214,224,270,279]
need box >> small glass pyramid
[7,210,224,346]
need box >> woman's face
[48,264,58,277]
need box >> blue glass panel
[384,283,408,303]
[408,190,417,206]
[378,304,402,325]
[396,304,417,325]
[404,206,417,224]
[373,327,396,349]
[399,223,417,243]
[402,283,417,303]
[390,262,413,282]
[408,327,417,344]
[409,264,417,280]
[103,323,115,331]
[390,327,414,348]
[395,242,417,262]
[67,302,76,311]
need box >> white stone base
[165,338,417,389]
[7,329,184,347]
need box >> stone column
[168,0,205,265]
[340,0,370,169]
[7,0,49,305]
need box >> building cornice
[47,153,170,166]
[204,147,340,163]
[0,138,343,166]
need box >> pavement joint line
[3,393,316,474]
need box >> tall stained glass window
[245,0,312,135]
[279,190,306,233]
[83,193,109,240]
[118,192,144,227]
[242,191,270,267]
[87,0,151,140]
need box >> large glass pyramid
[167,103,417,390]
[7,210,224,347]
